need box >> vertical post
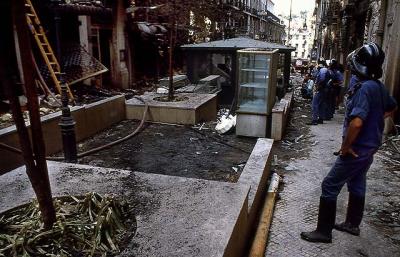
[168,0,176,101]
[287,0,293,45]
[111,0,129,89]
[284,52,291,89]
[3,0,56,229]
[53,3,78,162]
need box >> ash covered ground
[70,119,256,182]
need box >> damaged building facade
[129,0,286,81]
[219,0,285,42]
[0,0,132,104]
[313,0,400,114]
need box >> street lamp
[51,0,78,162]
[287,0,293,45]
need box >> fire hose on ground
[248,173,281,257]
[0,97,149,161]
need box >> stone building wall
[363,0,381,43]
[382,0,400,103]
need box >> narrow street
[1,0,400,256]
[266,82,400,256]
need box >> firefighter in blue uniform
[308,59,330,125]
[300,42,397,243]
[324,60,343,120]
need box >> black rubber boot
[300,197,337,243]
[334,193,365,236]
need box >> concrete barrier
[0,95,126,174]
[126,93,217,125]
[0,95,275,257]
[271,91,294,140]
[238,138,274,232]
[0,129,274,257]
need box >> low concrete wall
[271,91,294,140]
[126,93,217,125]
[223,196,249,257]
[238,138,274,231]
[0,119,274,257]
[0,95,126,174]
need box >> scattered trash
[156,87,168,94]
[18,95,28,106]
[39,107,50,115]
[215,114,236,134]
[217,108,230,119]
[282,140,293,146]
[232,167,238,172]
[43,97,61,107]
[155,132,164,137]
[189,137,199,142]
[301,115,307,118]
[311,141,319,146]
[284,165,296,171]
[196,151,201,155]
[199,123,205,131]
[384,151,393,156]
[294,134,304,143]
[0,113,12,122]
[192,123,210,130]
[273,154,278,165]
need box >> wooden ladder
[24,0,74,100]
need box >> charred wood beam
[0,0,56,229]
[52,4,112,17]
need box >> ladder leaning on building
[24,0,74,100]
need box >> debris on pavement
[294,134,304,143]
[215,114,236,134]
[0,193,132,257]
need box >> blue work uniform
[321,77,397,200]
[311,67,330,122]
[326,69,344,119]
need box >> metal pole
[53,3,78,162]
[287,0,293,45]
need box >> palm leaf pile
[0,192,129,257]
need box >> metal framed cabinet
[236,49,278,137]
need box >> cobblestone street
[266,96,400,257]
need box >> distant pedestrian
[334,64,345,108]
[323,59,343,120]
[307,59,330,125]
[300,42,397,243]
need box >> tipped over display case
[236,49,278,137]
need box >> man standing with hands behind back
[300,42,397,243]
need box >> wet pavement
[266,89,400,256]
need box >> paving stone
[265,114,400,257]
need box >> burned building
[313,0,400,122]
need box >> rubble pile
[0,85,137,130]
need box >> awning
[51,3,112,17]
[39,44,108,86]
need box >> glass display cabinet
[236,49,278,137]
